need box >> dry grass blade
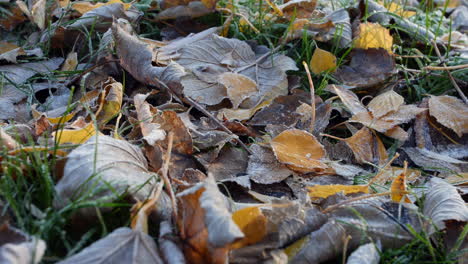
[160,132,178,221]
[302,61,316,133]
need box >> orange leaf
[390,161,411,203]
[231,206,267,249]
[308,184,369,199]
[270,129,328,173]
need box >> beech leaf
[428,95,468,137]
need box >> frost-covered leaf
[367,90,404,118]
[232,206,267,249]
[329,85,367,115]
[247,144,292,184]
[346,242,381,264]
[58,227,164,264]
[218,72,258,109]
[428,95,468,137]
[342,127,388,165]
[404,147,466,173]
[54,135,163,213]
[0,57,63,85]
[173,34,297,107]
[423,178,468,234]
[270,129,328,173]
[112,19,185,86]
[155,0,218,20]
[308,184,369,199]
[0,223,46,264]
[177,177,244,263]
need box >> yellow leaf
[53,121,98,144]
[310,47,336,74]
[270,129,328,173]
[354,23,393,52]
[98,78,123,124]
[308,184,369,199]
[72,0,132,15]
[390,161,411,203]
[231,206,267,249]
[378,1,416,18]
[32,108,75,124]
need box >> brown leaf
[334,48,396,88]
[367,90,404,118]
[342,127,388,165]
[177,177,244,264]
[156,0,218,20]
[270,129,328,173]
[247,144,292,184]
[218,72,258,109]
[0,6,27,31]
[428,95,468,137]
[328,85,367,115]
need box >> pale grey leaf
[0,57,64,85]
[247,144,292,184]
[0,224,46,264]
[159,221,186,264]
[405,147,466,173]
[346,242,381,264]
[423,178,468,234]
[58,227,163,264]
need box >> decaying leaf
[177,177,244,264]
[156,0,218,20]
[270,129,328,173]
[428,95,468,137]
[0,223,46,264]
[247,144,292,184]
[342,127,388,165]
[423,178,468,234]
[31,0,46,30]
[310,47,337,74]
[0,6,27,31]
[346,242,381,264]
[404,147,466,173]
[68,0,132,15]
[57,227,164,264]
[0,58,64,85]
[97,78,123,125]
[334,48,395,88]
[0,42,25,63]
[328,85,367,115]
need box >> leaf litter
[0,0,467,263]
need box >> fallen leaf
[270,129,328,173]
[423,178,468,234]
[308,184,369,199]
[310,47,337,74]
[218,72,258,109]
[0,57,64,85]
[334,48,395,88]
[0,128,21,150]
[367,90,404,118]
[57,227,164,264]
[203,146,248,181]
[354,22,393,52]
[0,6,27,31]
[390,162,411,203]
[404,147,466,173]
[0,41,25,63]
[247,144,292,184]
[231,206,267,249]
[249,93,310,126]
[278,0,318,19]
[69,3,135,29]
[428,95,468,137]
[346,242,381,264]
[134,93,166,146]
[328,85,367,115]
[31,0,46,30]
[71,0,132,15]
[97,77,123,125]
[177,177,244,264]
[0,223,46,264]
[52,120,99,145]
[156,0,218,20]
[378,0,415,18]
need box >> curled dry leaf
[54,135,168,216]
[0,42,25,63]
[112,19,185,86]
[328,85,367,115]
[68,0,132,15]
[428,95,468,137]
[177,177,244,264]
[310,47,337,74]
[390,163,411,203]
[0,223,46,264]
[423,178,468,234]
[52,118,99,145]
[404,147,466,173]
[270,129,328,173]
[31,0,46,30]
[134,93,166,146]
[58,227,164,264]
[247,144,292,184]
